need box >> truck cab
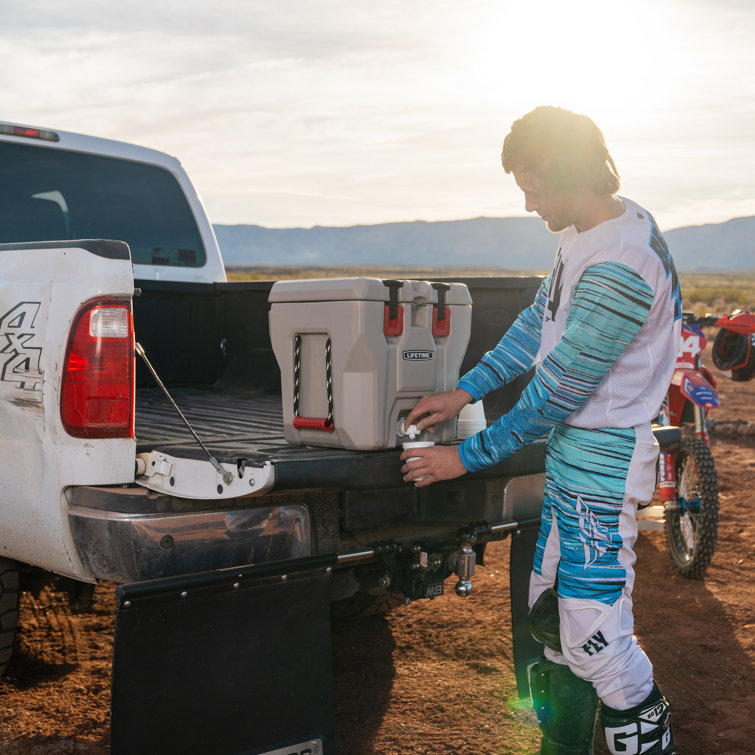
[0,121,226,283]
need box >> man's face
[513,170,577,233]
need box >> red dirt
[1,349,753,754]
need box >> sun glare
[455,0,689,136]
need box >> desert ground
[0,273,753,754]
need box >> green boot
[529,657,598,754]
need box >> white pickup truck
[0,121,553,753]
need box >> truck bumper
[67,486,311,583]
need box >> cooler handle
[293,416,333,431]
[293,334,335,431]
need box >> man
[401,106,680,755]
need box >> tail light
[61,299,135,438]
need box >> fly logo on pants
[576,494,612,568]
[581,630,609,656]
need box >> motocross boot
[600,683,674,754]
[529,656,598,754]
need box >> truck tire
[0,558,20,677]
[664,437,719,579]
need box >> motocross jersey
[455,198,683,710]
[457,197,682,472]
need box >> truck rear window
[0,141,206,267]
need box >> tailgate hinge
[135,450,275,500]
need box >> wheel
[664,437,719,578]
[0,557,20,677]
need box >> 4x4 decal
[0,302,42,391]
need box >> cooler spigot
[397,418,421,440]
[454,535,476,597]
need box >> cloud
[2,0,754,228]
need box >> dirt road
[1,354,753,754]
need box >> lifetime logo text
[402,351,434,361]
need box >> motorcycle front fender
[670,368,720,409]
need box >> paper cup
[402,440,434,481]
[402,440,435,458]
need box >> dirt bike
[658,310,755,578]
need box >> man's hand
[400,444,468,488]
[404,388,473,434]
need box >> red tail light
[61,299,135,438]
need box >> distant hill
[664,216,755,270]
[214,214,755,272]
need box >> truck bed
[130,276,550,492]
[135,386,546,491]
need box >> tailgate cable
[135,342,234,486]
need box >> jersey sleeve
[458,262,655,472]
[455,276,549,401]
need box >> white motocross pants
[529,422,659,710]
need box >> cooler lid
[435,282,473,306]
[269,277,471,305]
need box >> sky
[2,0,754,231]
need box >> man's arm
[404,276,549,432]
[458,262,655,472]
[455,276,550,402]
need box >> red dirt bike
[657,310,755,578]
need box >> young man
[401,106,681,755]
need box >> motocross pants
[528,422,659,711]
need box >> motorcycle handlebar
[682,312,721,327]
[682,310,755,334]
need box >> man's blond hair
[502,106,620,196]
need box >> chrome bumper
[68,500,311,583]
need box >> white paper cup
[402,440,434,481]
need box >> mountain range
[214,214,755,272]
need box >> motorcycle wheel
[664,436,719,578]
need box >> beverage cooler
[269,277,472,450]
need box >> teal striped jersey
[457,197,681,472]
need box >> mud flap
[510,526,543,698]
[111,561,336,754]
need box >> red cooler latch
[383,279,404,336]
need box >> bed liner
[135,386,546,491]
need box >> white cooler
[269,277,472,450]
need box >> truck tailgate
[135,386,547,491]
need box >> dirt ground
[1,347,753,754]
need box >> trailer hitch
[450,517,544,698]
[453,517,541,597]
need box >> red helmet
[712,325,755,381]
